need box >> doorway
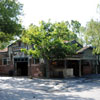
[68,60,79,76]
[17,62,28,76]
[14,57,28,76]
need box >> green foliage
[22,20,78,60]
[71,20,81,33]
[0,0,23,47]
[66,20,84,45]
[84,19,100,54]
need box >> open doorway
[17,62,28,76]
[14,57,28,76]
[68,60,79,76]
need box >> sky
[20,0,100,28]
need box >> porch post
[63,59,67,78]
[64,60,67,69]
[28,57,32,77]
[79,60,81,77]
[14,62,17,76]
[96,60,98,74]
[30,58,32,77]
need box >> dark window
[19,41,21,47]
[2,59,8,65]
[18,58,20,62]
[21,58,24,62]
[14,58,28,62]
[14,58,17,62]
[35,59,39,64]
[33,58,39,64]
[25,58,28,62]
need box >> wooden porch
[49,57,97,78]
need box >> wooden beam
[66,58,81,60]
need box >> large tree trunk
[44,58,50,78]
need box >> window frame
[33,58,40,64]
[2,58,8,65]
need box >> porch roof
[77,46,93,54]
[0,48,8,53]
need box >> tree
[66,20,85,45]
[84,19,100,54]
[71,20,81,33]
[22,21,78,78]
[70,20,86,45]
[0,0,23,48]
[83,19,100,69]
[84,4,100,53]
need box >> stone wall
[28,64,43,78]
[0,64,14,75]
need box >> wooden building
[0,40,42,77]
[0,40,98,78]
[49,46,97,78]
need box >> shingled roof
[64,40,83,48]
[0,48,8,53]
[77,46,93,54]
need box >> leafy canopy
[0,0,23,48]
[22,20,78,60]
[84,19,100,54]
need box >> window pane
[33,58,39,64]
[3,59,7,65]
[35,59,39,64]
